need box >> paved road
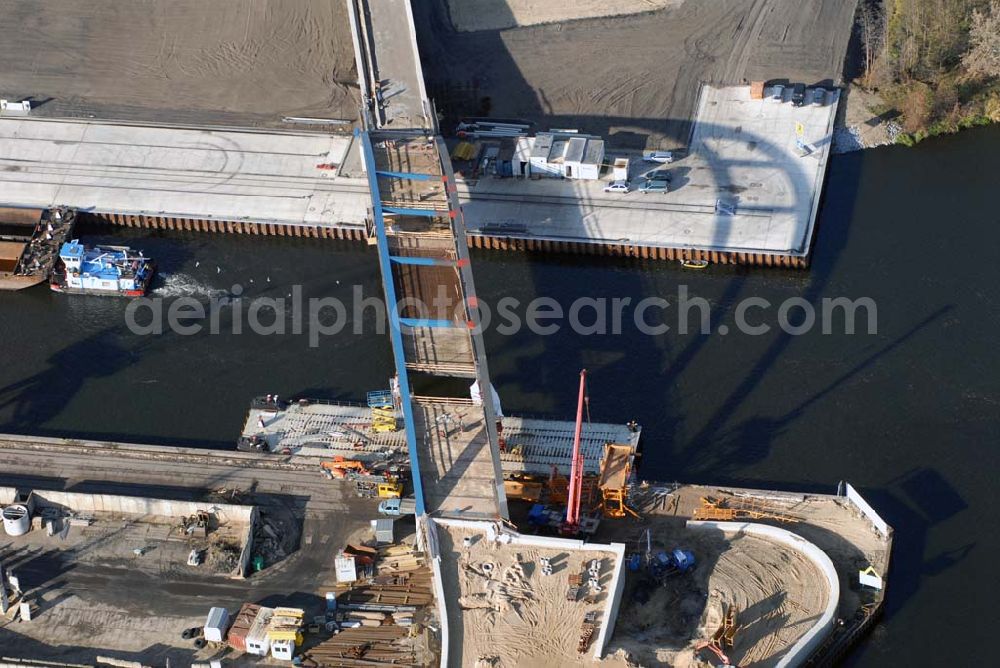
[362,0,429,129]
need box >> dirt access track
[0,0,359,127]
[416,0,858,148]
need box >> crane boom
[565,369,588,529]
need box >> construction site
[0,0,895,666]
[602,483,892,667]
[416,0,857,147]
[0,424,891,667]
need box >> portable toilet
[373,518,394,544]
[612,157,629,181]
[627,553,642,572]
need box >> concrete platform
[0,118,370,227]
[241,400,640,475]
[460,85,839,260]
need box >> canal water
[1,124,998,665]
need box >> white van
[642,150,674,164]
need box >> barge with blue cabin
[50,239,155,297]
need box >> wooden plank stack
[303,543,435,667]
[376,544,426,573]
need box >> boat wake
[153,273,226,298]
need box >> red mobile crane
[561,369,588,535]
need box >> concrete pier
[242,399,640,474]
[0,118,370,231]
[0,86,836,268]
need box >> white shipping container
[246,607,274,657]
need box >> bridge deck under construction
[411,398,498,518]
[362,130,508,521]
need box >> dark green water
[2,125,998,665]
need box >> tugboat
[50,239,155,297]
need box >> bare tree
[963,0,1000,78]
[857,1,885,82]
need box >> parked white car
[603,180,630,193]
[642,150,674,164]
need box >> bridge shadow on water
[410,3,989,658]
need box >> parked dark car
[791,84,806,107]
[646,169,673,182]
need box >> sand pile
[0,0,359,125]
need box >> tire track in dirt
[0,0,359,124]
[414,0,856,148]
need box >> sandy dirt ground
[627,484,891,618]
[609,529,828,667]
[603,523,828,667]
[0,0,359,127]
[445,0,680,32]
[437,525,627,668]
[593,483,892,666]
[415,0,858,148]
